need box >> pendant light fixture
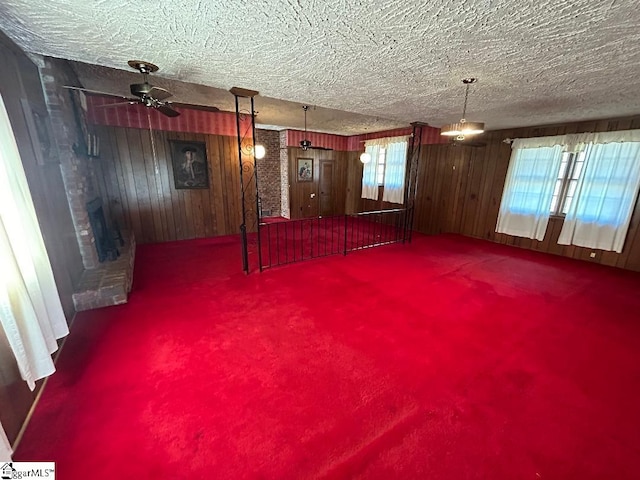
[440,78,484,140]
[253,144,266,159]
[360,152,371,164]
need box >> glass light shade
[254,144,266,159]
[440,121,485,136]
[360,152,372,164]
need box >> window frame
[376,147,386,186]
[550,151,585,217]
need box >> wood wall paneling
[319,160,334,216]
[205,135,224,235]
[330,151,348,216]
[411,116,640,271]
[95,126,244,243]
[287,147,348,219]
[94,97,640,271]
[344,151,361,214]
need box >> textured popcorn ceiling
[1,0,639,134]
[69,61,405,135]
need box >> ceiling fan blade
[156,104,180,117]
[148,86,172,101]
[170,102,220,113]
[94,100,140,109]
[63,85,130,100]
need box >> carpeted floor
[15,233,640,479]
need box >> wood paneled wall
[0,35,83,445]
[96,107,640,271]
[345,151,363,214]
[94,126,248,243]
[287,147,348,219]
[413,115,640,271]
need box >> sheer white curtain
[558,141,640,252]
[0,94,68,391]
[0,421,11,461]
[381,137,409,204]
[496,144,564,240]
[361,144,380,200]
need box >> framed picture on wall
[169,140,209,189]
[297,158,313,182]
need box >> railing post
[402,209,407,244]
[267,223,272,269]
[240,224,248,271]
[343,214,348,255]
[276,222,280,266]
[230,87,260,274]
[403,122,427,243]
[408,206,415,243]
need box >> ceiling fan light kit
[441,78,485,140]
[295,106,331,151]
[300,139,312,150]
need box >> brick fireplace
[86,197,119,262]
[36,55,135,311]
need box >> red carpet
[15,233,640,479]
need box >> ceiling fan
[64,60,218,117]
[299,105,332,151]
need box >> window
[361,136,409,203]
[0,93,69,391]
[567,142,640,225]
[550,151,585,216]
[376,147,386,185]
[497,130,640,252]
[495,144,563,240]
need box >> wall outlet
[589,252,596,258]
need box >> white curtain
[496,145,564,240]
[361,136,409,202]
[361,144,380,200]
[558,141,640,252]
[510,135,570,150]
[381,138,409,204]
[0,94,68,391]
[0,421,11,461]
[508,130,640,150]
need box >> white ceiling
[1,0,639,135]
